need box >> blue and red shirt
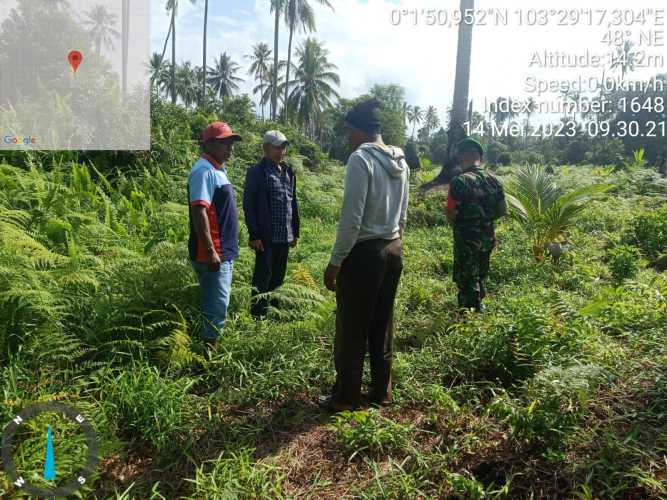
[188,154,239,263]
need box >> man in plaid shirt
[243,131,300,318]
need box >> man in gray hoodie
[321,99,409,411]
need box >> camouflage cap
[456,137,484,157]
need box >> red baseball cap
[202,122,242,142]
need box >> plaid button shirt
[267,163,294,243]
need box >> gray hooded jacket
[330,143,410,266]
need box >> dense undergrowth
[0,102,666,499]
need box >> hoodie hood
[359,143,407,178]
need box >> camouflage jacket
[449,166,506,248]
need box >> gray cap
[263,130,289,147]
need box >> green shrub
[405,140,422,170]
[509,150,541,166]
[409,192,448,228]
[584,138,625,166]
[624,206,667,259]
[430,142,448,165]
[489,364,613,449]
[621,148,648,172]
[498,152,512,166]
[607,245,641,282]
[580,281,667,336]
[565,139,587,164]
[485,141,509,165]
[436,295,608,387]
[652,254,667,273]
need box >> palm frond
[507,166,613,260]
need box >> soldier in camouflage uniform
[445,138,507,311]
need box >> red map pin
[68,50,83,73]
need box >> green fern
[151,306,204,370]
[257,282,327,322]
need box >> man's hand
[249,239,265,253]
[290,238,299,248]
[324,264,340,292]
[207,248,221,272]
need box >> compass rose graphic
[2,402,100,497]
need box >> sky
[150,0,665,122]
[3,0,663,120]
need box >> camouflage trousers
[452,236,493,311]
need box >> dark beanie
[345,99,381,135]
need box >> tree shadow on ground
[97,392,331,498]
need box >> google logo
[3,135,37,145]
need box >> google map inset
[0,0,150,150]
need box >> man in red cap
[188,122,242,349]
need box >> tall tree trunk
[260,72,265,120]
[171,6,177,104]
[122,0,129,94]
[272,4,280,120]
[283,1,295,124]
[447,0,474,157]
[156,15,173,97]
[424,0,474,189]
[202,0,208,104]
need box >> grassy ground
[0,140,666,498]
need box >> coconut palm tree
[153,3,174,98]
[256,61,288,116]
[207,52,244,99]
[165,0,196,103]
[423,106,440,136]
[506,165,612,261]
[166,0,178,104]
[610,40,638,80]
[190,0,221,102]
[403,104,412,128]
[407,105,424,139]
[492,97,518,127]
[246,43,272,120]
[283,0,334,124]
[83,4,121,58]
[149,52,171,97]
[175,61,199,107]
[287,38,339,138]
[270,0,287,120]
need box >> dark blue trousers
[250,242,289,318]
